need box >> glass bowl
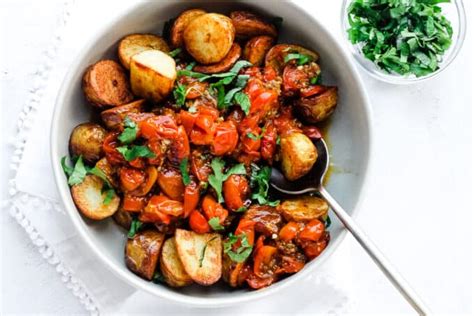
[341,0,466,84]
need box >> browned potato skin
[100,99,146,130]
[170,9,207,48]
[71,175,120,220]
[160,237,193,287]
[118,34,170,69]
[243,205,282,236]
[193,43,241,74]
[183,13,235,65]
[112,207,132,230]
[280,132,317,181]
[69,123,106,164]
[243,35,274,66]
[95,157,118,188]
[82,60,134,108]
[230,11,277,38]
[295,87,338,123]
[278,196,329,222]
[265,44,319,74]
[125,230,165,280]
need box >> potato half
[243,35,274,67]
[280,132,317,181]
[193,43,241,74]
[69,123,106,164]
[183,13,235,64]
[125,230,165,280]
[118,34,170,69]
[160,237,193,287]
[278,196,329,222]
[100,99,146,130]
[230,11,277,38]
[130,50,177,103]
[170,9,207,48]
[295,87,338,123]
[175,229,222,285]
[71,175,120,220]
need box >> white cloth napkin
[8,1,357,314]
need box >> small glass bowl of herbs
[341,0,466,84]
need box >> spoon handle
[319,186,430,315]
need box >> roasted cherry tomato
[147,139,166,166]
[260,122,277,162]
[169,126,190,164]
[119,167,146,192]
[223,174,249,211]
[253,245,278,278]
[122,194,149,212]
[279,221,301,241]
[299,219,325,242]
[130,166,158,196]
[300,85,324,98]
[235,218,256,246]
[202,195,228,224]
[183,181,200,218]
[212,121,239,156]
[189,209,211,234]
[282,65,308,97]
[276,254,305,274]
[140,115,178,140]
[179,110,197,135]
[140,195,183,224]
[156,167,184,201]
[301,232,330,260]
[102,132,124,165]
[190,149,212,182]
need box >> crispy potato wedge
[130,50,177,103]
[230,11,277,38]
[278,196,329,222]
[175,229,222,285]
[125,230,165,280]
[95,157,118,188]
[183,13,235,65]
[71,175,120,220]
[265,44,319,74]
[82,60,133,108]
[112,207,133,230]
[243,35,274,66]
[170,9,207,48]
[295,87,338,123]
[193,43,241,74]
[100,99,146,130]
[118,34,170,70]
[160,237,193,287]
[280,132,317,181]
[69,123,106,164]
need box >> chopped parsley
[223,233,253,263]
[208,217,224,231]
[250,164,280,207]
[168,48,182,58]
[208,158,246,203]
[179,158,191,186]
[199,236,218,267]
[128,217,143,239]
[284,53,313,65]
[116,145,156,161]
[173,83,187,107]
[118,117,138,144]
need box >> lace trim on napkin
[6,0,100,314]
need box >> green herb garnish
[233,92,251,115]
[284,53,313,65]
[208,158,246,203]
[118,117,138,144]
[173,83,187,107]
[199,236,218,267]
[168,48,182,58]
[246,127,266,141]
[65,156,88,186]
[152,271,166,284]
[208,217,224,231]
[102,188,116,205]
[224,233,253,263]
[179,158,191,186]
[250,164,280,206]
[235,206,247,213]
[116,145,156,161]
[128,217,143,238]
[347,0,453,76]
[324,215,332,228]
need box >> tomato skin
[189,210,211,234]
[119,167,146,192]
[223,175,249,211]
[122,194,148,212]
[179,110,197,135]
[263,66,277,81]
[139,115,179,140]
[235,218,255,246]
[183,181,200,218]
[260,122,277,162]
[253,245,278,278]
[146,139,166,166]
[103,132,125,165]
[282,65,308,96]
[299,219,325,242]
[190,149,212,182]
[246,272,276,289]
[201,195,228,224]
[300,85,324,98]
[301,232,330,260]
[301,125,322,139]
[169,126,190,164]
[140,195,183,224]
[212,121,239,156]
[276,255,305,274]
[186,81,208,99]
[279,222,301,241]
[156,167,184,201]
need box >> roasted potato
[193,43,241,74]
[230,11,277,38]
[265,44,319,74]
[112,207,133,230]
[243,205,282,236]
[118,34,170,70]
[95,157,118,187]
[69,123,106,164]
[100,99,146,130]
[130,50,177,103]
[125,230,165,280]
[280,132,317,181]
[183,13,235,65]
[294,87,338,123]
[278,195,329,222]
[160,237,193,287]
[82,60,134,108]
[71,175,120,220]
[170,9,207,48]
[243,35,274,66]
[175,229,222,285]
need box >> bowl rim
[50,1,374,308]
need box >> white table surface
[1,1,472,315]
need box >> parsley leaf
[208,158,246,203]
[88,166,112,187]
[68,156,88,186]
[284,53,313,65]
[250,164,279,206]
[324,215,332,228]
[179,158,191,186]
[116,145,156,161]
[102,188,116,205]
[230,60,253,74]
[247,127,266,141]
[208,217,224,231]
[177,69,209,79]
[234,92,251,115]
[224,233,253,263]
[235,206,247,213]
[128,217,143,239]
[152,271,166,284]
[118,117,138,144]
[61,156,74,177]
[168,48,182,58]
[199,236,218,267]
[173,83,187,107]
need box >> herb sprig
[223,233,253,263]
[208,158,246,203]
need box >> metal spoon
[271,137,430,315]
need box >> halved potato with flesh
[193,43,241,74]
[71,175,120,220]
[278,196,329,222]
[130,50,177,103]
[160,237,193,287]
[183,13,235,65]
[118,34,170,69]
[294,87,338,123]
[265,44,319,74]
[100,99,146,130]
[82,60,134,108]
[243,35,274,66]
[69,123,106,164]
[170,9,207,48]
[230,11,277,38]
[175,229,222,285]
[125,230,165,280]
[280,132,317,181]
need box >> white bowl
[51,0,373,308]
